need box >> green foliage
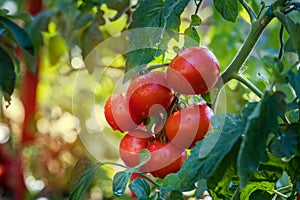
[213,0,238,22]
[68,156,102,200]
[113,170,133,197]
[125,0,190,81]
[0,47,16,104]
[238,91,286,188]
[129,178,151,200]
[0,14,36,103]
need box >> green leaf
[275,11,300,57]
[0,16,37,73]
[195,179,207,198]
[297,181,300,193]
[285,69,300,98]
[129,177,151,200]
[0,9,9,16]
[269,123,300,158]
[75,13,93,30]
[191,14,202,26]
[80,23,104,70]
[8,12,33,24]
[104,0,129,21]
[134,149,151,169]
[0,46,16,104]
[112,170,133,197]
[129,0,189,30]
[162,103,256,191]
[213,0,238,22]
[27,10,56,51]
[238,91,286,188]
[68,156,102,200]
[48,36,68,66]
[168,190,183,200]
[184,26,200,48]
[125,0,189,80]
[105,0,129,12]
[162,173,183,190]
[0,16,34,55]
[207,142,239,199]
[240,181,274,200]
[287,156,300,180]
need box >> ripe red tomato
[166,47,220,95]
[104,93,143,132]
[119,130,153,167]
[142,141,187,178]
[165,103,214,149]
[127,71,175,119]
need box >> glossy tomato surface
[127,71,175,119]
[165,103,214,149]
[166,47,220,95]
[142,141,187,178]
[119,130,153,167]
[104,93,143,132]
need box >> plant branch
[232,74,263,98]
[135,171,162,188]
[239,0,257,23]
[215,0,289,93]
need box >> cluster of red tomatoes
[104,47,220,179]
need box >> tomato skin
[166,47,220,95]
[127,71,175,119]
[119,130,153,167]
[165,103,214,149]
[142,141,187,178]
[104,93,143,132]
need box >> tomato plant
[0,0,298,199]
[166,47,220,95]
[68,0,300,198]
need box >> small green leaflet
[135,149,151,169]
[68,156,102,200]
[0,46,16,104]
[112,170,133,197]
[129,177,151,200]
[238,91,286,188]
[112,150,150,197]
[213,0,238,22]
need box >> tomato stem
[232,73,263,98]
[146,63,170,72]
[215,0,288,95]
[100,161,162,188]
[135,171,162,188]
